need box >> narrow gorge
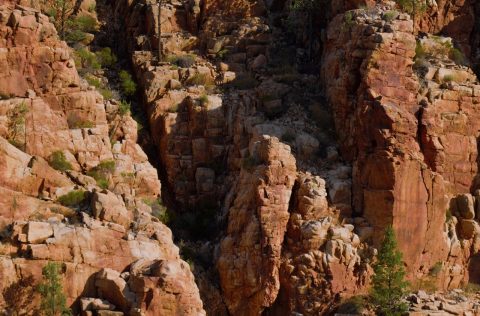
[1,0,480,315]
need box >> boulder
[455,194,475,220]
[27,222,53,243]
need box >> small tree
[370,226,409,316]
[2,275,36,316]
[37,262,72,316]
[46,0,76,40]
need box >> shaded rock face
[0,4,204,315]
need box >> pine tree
[37,262,72,316]
[370,226,409,316]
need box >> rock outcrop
[323,2,480,291]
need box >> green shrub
[167,103,179,113]
[465,283,480,294]
[99,88,113,100]
[86,75,101,88]
[72,15,97,33]
[58,190,86,206]
[88,3,96,12]
[165,54,196,68]
[429,261,443,277]
[383,10,398,22]
[198,94,209,106]
[96,159,116,172]
[415,41,427,60]
[446,209,453,222]
[186,73,212,86]
[96,47,117,68]
[67,114,95,129]
[337,296,366,314]
[119,70,137,96]
[443,74,454,82]
[118,100,131,116]
[74,48,101,71]
[216,48,229,60]
[48,151,72,172]
[344,11,355,28]
[144,198,170,225]
[450,47,467,65]
[87,159,115,188]
[395,0,427,16]
[65,29,87,43]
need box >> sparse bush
[443,74,454,82]
[395,0,427,22]
[186,73,212,86]
[65,29,86,43]
[48,151,72,172]
[96,47,117,68]
[465,282,480,294]
[58,190,86,206]
[167,103,179,113]
[383,10,398,22]
[450,47,467,65]
[337,296,366,314]
[344,11,355,28]
[85,75,101,88]
[429,261,443,277]
[216,48,229,60]
[87,159,115,189]
[119,70,137,96]
[99,88,113,100]
[144,198,170,225]
[446,209,453,222]
[88,3,96,12]
[74,48,101,71]
[72,15,97,33]
[166,54,196,68]
[118,100,131,116]
[37,262,72,316]
[96,159,116,172]
[198,94,209,106]
[415,41,427,60]
[67,114,94,129]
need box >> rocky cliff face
[2,0,480,315]
[0,3,204,315]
